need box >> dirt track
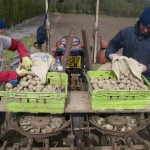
[10,13,137,49]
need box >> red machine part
[52,35,83,57]
[56,36,83,49]
[96,39,109,64]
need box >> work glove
[109,54,120,61]
[137,63,147,73]
[22,56,32,70]
[16,67,33,77]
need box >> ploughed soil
[9,13,137,50]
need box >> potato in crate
[0,72,68,113]
[86,71,150,110]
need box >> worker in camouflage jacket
[0,17,32,82]
[105,6,150,81]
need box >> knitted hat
[0,17,5,29]
[139,7,150,28]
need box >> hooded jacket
[105,21,150,81]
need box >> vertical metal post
[26,139,33,150]
[93,0,100,63]
[45,0,51,54]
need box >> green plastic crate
[0,72,68,113]
[86,71,150,110]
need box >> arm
[8,39,29,59]
[3,35,29,59]
[0,70,17,82]
[0,69,33,82]
[105,29,124,61]
[3,36,32,70]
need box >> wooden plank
[81,28,93,70]
[65,91,91,112]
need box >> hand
[109,54,120,61]
[22,56,32,70]
[16,67,33,77]
[138,63,147,73]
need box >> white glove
[138,63,147,73]
[109,54,120,61]
[16,68,33,77]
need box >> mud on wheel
[9,114,70,139]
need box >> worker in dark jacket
[0,17,32,82]
[105,6,150,81]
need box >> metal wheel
[10,114,70,139]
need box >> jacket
[105,21,150,81]
[0,35,29,82]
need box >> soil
[9,13,137,50]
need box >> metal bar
[66,127,96,131]
[70,114,75,150]
[44,139,50,150]
[45,0,51,54]
[26,139,33,150]
[9,59,20,67]
[93,0,100,63]
[0,145,145,150]
[86,114,94,150]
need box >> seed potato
[5,83,13,89]
[4,73,65,92]
[90,72,149,90]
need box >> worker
[0,17,32,83]
[105,6,150,81]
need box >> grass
[3,33,36,69]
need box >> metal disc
[107,116,126,126]
[30,116,50,128]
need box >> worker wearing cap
[105,6,150,81]
[0,17,32,82]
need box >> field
[9,13,137,47]
[4,13,137,69]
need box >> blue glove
[8,79,18,86]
